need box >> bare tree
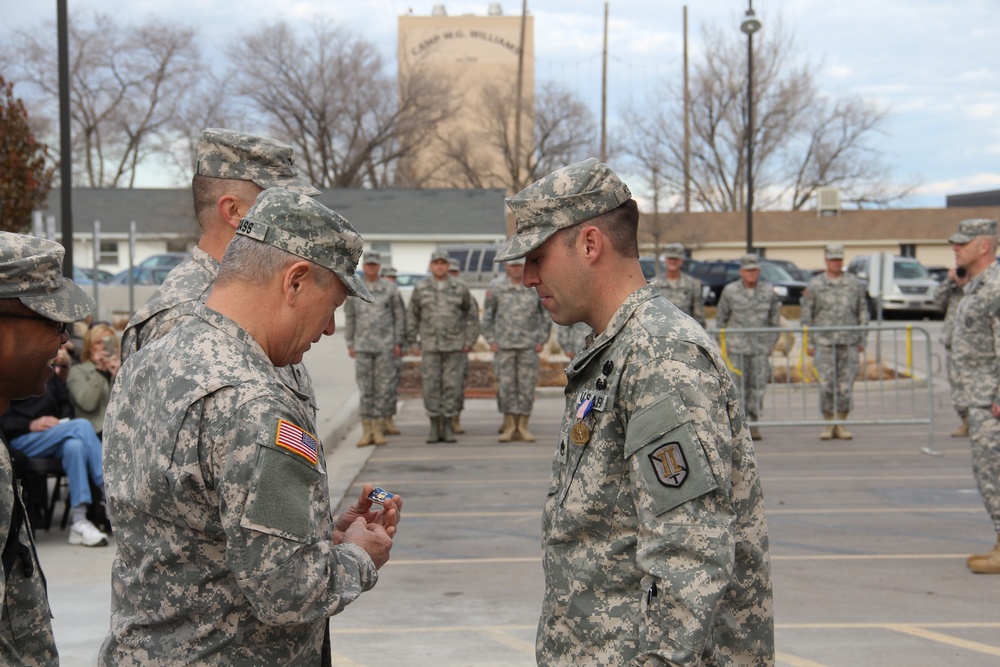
[621,16,913,212]
[227,20,454,190]
[3,11,203,188]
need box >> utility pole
[683,5,690,213]
[599,2,608,162]
[513,0,528,191]
[58,0,73,272]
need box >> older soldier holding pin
[100,189,401,664]
[495,158,773,665]
[481,257,552,442]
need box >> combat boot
[749,426,763,441]
[967,535,1000,573]
[371,418,388,446]
[834,412,853,440]
[451,413,465,434]
[498,414,517,442]
[517,414,536,442]
[441,416,457,443]
[426,417,441,444]
[820,413,835,440]
[951,414,969,438]
[356,419,375,447]
[383,415,401,435]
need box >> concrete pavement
[31,322,1000,666]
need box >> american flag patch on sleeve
[275,419,319,465]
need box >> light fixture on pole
[741,1,761,254]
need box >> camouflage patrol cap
[740,253,761,269]
[0,232,95,323]
[824,244,845,259]
[363,251,382,265]
[196,128,321,196]
[381,266,398,278]
[948,218,998,244]
[448,258,461,272]
[430,250,450,263]
[235,188,373,302]
[496,158,632,262]
[662,243,685,259]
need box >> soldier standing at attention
[120,128,321,415]
[0,232,96,666]
[715,253,782,441]
[379,266,406,436]
[948,218,1000,574]
[344,251,405,446]
[481,257,552,442]
[100,190,400,664]
[934,266,971,437]
[447,258,477,435]
[495,158,773,665]
[653,242,706,327]
[407,251,479,443]
[800,244,869,440]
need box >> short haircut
[561,199,640,258]
[216,235,337,288]
[191,174,262,223]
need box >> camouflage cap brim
[494,225,560,262]
[947,230,975,245]
[21,279,95,323]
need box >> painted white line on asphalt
[884,624,1000,656]
[776,651,829,667]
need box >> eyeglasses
[0,313,69,335]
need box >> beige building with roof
[397,5,533,189]
[640,205,1000,272]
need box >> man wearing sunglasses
[0,231,96,665]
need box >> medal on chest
[572,397,593,445]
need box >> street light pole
[741,1,761,254]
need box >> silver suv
[846,254,943,317]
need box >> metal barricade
[709,324,938,455]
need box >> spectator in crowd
[66,322,120,438]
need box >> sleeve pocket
[241,446,323,543]
[625,408,719,516]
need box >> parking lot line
[883,625,1000,656]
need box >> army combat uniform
[344,277,406,422]
[715,278,781,426]
[934,278,969,434]
[540,284,773,665]
[481,277,552,440]
[800,271,869,419]
[101,305,377,665]
[951,261,1000,538]
[556,322,591,358]
[653,272,706,328]
[406,275,479,433]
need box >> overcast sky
[5,0,999,208]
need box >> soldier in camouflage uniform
[800,244,869,440]
[344,251,405,447]
[715,253,782,441]
[934,267,970,437]
[406,251,479,443]
[380,266,406,435]
[556,322,590,360]
[100,189,401,664]
[481,257,552,442]
[0,232,96,666]
[495,159,773,665]
[448,258,476,434]
[120,128,320,414]
[652,242,706,327]
[948,218,1000,574]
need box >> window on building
[370,242,392,267]
[899,244,916,258]
[98,241,119,265]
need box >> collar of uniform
[191,302,271,365]
[190,245,220,274]
[565,283,660,379]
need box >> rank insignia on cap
[275,419,319,465]
[648,442,688,488]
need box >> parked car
[767,258,812,282]
[393,272,429,288]
[136,252,188,269]
[107,266,174,286]
[925,265,951,283]
[845,254,943,318]
[440,243,503,287]
[687,259,807,306]
[72,267,114,285]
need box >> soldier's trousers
[815,344,859,415]
[421,351,466,417]
[494,348,540,415]
[354,351,396,418]
[967,406,1000,533]
[458,352,469,412]
[730,353,770,422]
[946,350,968,416]
[392,355,403,416]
